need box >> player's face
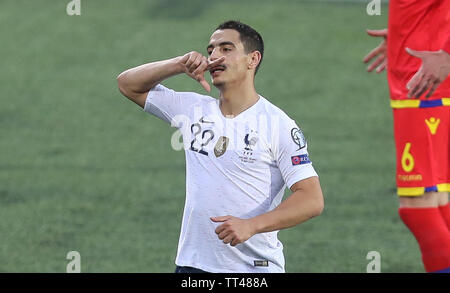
[207,29,253,88]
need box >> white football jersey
[144,84,318,273]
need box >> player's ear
[248,51,261,71]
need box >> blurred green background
[0,0,423,272]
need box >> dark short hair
[215,20,264,74]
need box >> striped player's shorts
[391,98,450,196]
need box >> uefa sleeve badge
[291,127,307,150]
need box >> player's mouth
[210,65,226,77]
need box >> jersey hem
[175,260,285,273]
[390,98,450,109]
[397,183,450,196]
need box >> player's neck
[218,82,259,118]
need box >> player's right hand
[179,51,225,92]
[406,48,450,98]
[363,29,388,73]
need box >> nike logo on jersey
[199,117,214,124]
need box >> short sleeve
[144,84,211,127]
[274,118,318,189]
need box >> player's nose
[209,48,222,61]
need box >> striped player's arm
[117,57,184,108]
[117,52,225,108]
[210,177,324,247]
[247,176,324,233]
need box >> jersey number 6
[401,142,414,173]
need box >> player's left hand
[363,29,388,73]
[211,215,255,246]
[406,48,450,98]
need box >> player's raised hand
[406,48,450,99]
[211,215,255,246]
[363,29,388,73]
[179,51,225,92]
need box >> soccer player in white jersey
[117,20,324,273]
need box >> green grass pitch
[0,0,423,272]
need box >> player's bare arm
[405,48,450,98]
[363,29,388,73]
[211,176,324,246]
[117,52,225,107]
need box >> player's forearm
[117,56,184,96]
[248,178,324,234]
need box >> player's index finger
[207,57,225,69]
[410,77,428,98]
[363,46,381,63]
[215,224,227,234]
[407,71,423,93]
[366,29,387,37]
[367,54,385,72]
[406,76,418,90]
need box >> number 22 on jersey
[190,123,214,156]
